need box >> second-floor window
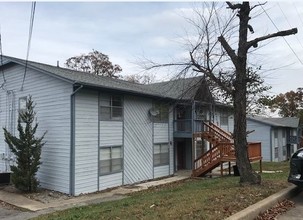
[100,94,123,121]
[220,112,228,126]
[153,102,169,123]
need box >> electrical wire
[259,3,303,65]
[21,1,36,91]
[277,2,303,50]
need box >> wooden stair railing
[192,142,234,177]
[203,121,233,142]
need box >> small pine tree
[3,96,46,192]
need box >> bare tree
[124,73,156,84]
[142,2,297,184]
[65,49,122,78]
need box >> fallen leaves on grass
[255,199,295,220]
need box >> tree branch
[218,35,238,66]
[226,2,242,10]
[246,28,298,50]
[190,51,233,95]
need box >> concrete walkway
[0,175,189,213]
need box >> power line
[277,2,303,50]
[21,1,36,91]
[259,2,303,65]
[293,2,303,29]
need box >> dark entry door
[177,141,186,170]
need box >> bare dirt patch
[0,184,71,204]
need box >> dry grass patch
[34,162,291,220]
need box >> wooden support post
[220,162,223,176]
[228,161,231,175]
[259,159,262,174]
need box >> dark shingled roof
[144,76,208,100]
[1,55,208,101]
[247,115,300,128]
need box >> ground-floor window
[274,147,279,158]
[154,143,169,166]
[99,146,123,175]
[283,146,286,156]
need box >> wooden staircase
[192,122,234,177]
[192,122,262,177]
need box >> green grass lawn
[34,162,291,220]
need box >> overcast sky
[0,1,302,95]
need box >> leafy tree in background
[65,49,122,78]
[259,88,303,123]
[3,96,46,192]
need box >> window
[100,94,123,120]
[220,112,228,126]
[153,102,169,122]
[19,97,27,115]
[19,97,27,122]
[99,146,123,175]
[274,147,279,158]
[154,144,169,166]
[274,129,278,147]
[283,146,286,156]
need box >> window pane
[112,147,122,159]
[220,112,228,126]
[154,145,160,154]
[100,148,111,160]
[19,97,27,111]
[100,106,111,120]
[153,102,168,122]
[112,96,122,107]
[161,144,169,153]
[112,158,122,171]
[100,94,111,106]
[112,107,122,118]
[160,153,169,165]
[154,154,161,166]
[274,147,279,158]
[100,160,111,174]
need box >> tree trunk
[233,2,260,184]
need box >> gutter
[70,83,83,196]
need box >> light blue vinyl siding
[154,123,169,143]
[154,165,169,178]
[74,89,98,195]
[247,119,271,161]
[124,95,153,184]
[0,63,72,193]
[99,172,123,190]
[100,121,123,146]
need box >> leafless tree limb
[246,28,298,50]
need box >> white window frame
[100,94,123,121]
[99,146,123,175]
[154,143,169,166]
